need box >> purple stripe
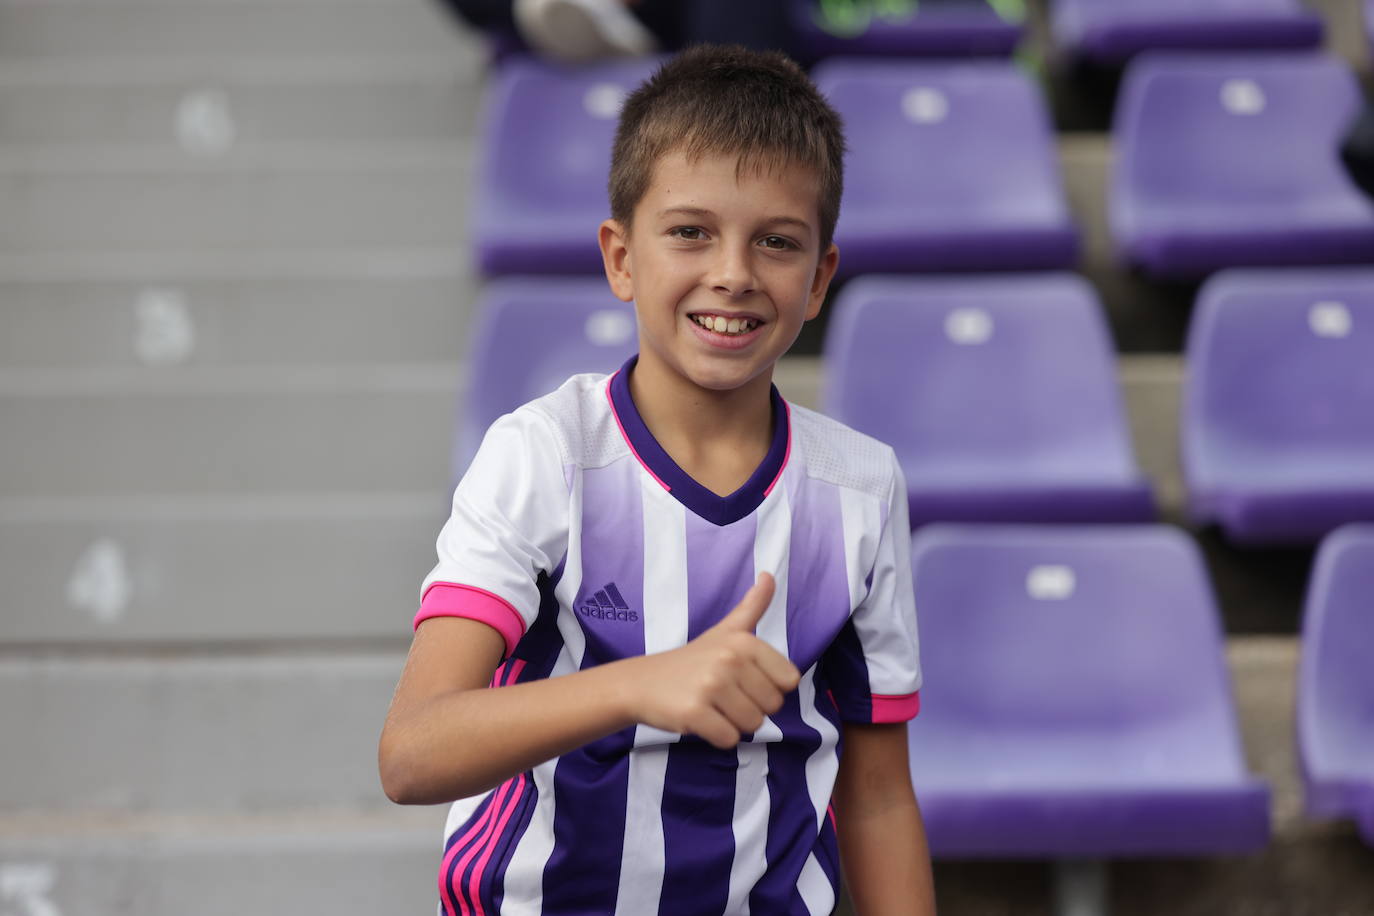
[749,692,827,913]
[609,356,789,527]
[541,749,632,912]
[573,462,646,665]
[819,619,874,723]
[785,479,854,671]
[684,510,759,638]
[656,511,759,913]
[657,744,739,916]
[541,460,644,912]
[511,570,567,682]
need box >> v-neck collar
[606,356,791,527]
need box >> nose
[708,241,758,298]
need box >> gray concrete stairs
[0,1,477,912]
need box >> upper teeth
[693,315,757,335]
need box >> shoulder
[515,372,631,471]
[787,403,899,500]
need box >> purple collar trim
[607,356,790,527]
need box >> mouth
[688,312,764,338]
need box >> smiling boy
[380,46,934,915]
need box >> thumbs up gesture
[625,573,802,749]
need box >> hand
[624,573,801,749]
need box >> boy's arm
[833,721,936,916]
[378,573,798,805]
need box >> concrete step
[0,808,443,916]
[0,146,471,253]
[0,58,480,149]
[0,365,458,498]
[0,255,477,370]
[0,0,465,61]
[0,652,414,810]
[0,494,445,643]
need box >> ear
[805,243,840,321]
[599,219,635,302]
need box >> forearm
[833,722,936,916]
[836,790,936,916]
[380,575,794,806]
[381,656,641,805]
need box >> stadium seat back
[1112,53,1374,275]
[473,57,658,274]
[906,524,1271,856]
[1187,269,1374,458]
[911,525,1243,783]
[812,60,1076,272]
[824,274,1137,479]
[1053,0,1323,63]
[457,278,637,473]
[1298,524,1374,837]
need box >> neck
[628,356,775,459]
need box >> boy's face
[599,150,839,397]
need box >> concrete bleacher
[0,0,1370,914]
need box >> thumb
[719,572,776,633]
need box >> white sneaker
[514,0,657,62]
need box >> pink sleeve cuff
[414,582,527,658]
[870,691,921,723]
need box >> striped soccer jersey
[416,357,921,916]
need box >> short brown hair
[608,45,846,250]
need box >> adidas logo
[577,582,638,622]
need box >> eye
[670,226,705,241]
[759,235,796,251]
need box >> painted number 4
[0,863,62,916]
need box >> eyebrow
[657,207,813,234]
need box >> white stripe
[726,742,773,916]
[612,745,671,915]
[497,468,589,913]
[795,491,843,836]
[796,853,836,915]
[838,484,883,611]
[724,487,794,913]
[789,482,840,912]
[839,477,921,697]
[612,483,687,915]
[797,669,841,838]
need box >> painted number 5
[0,863,62,916]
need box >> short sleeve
[820,453,922,724]
[415,408,570,657]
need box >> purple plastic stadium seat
[1111,52,1374,279]
[1182,268,1374,544]
[908,524,1271,857]
[791,0,1023,58]
[1298,524,1374,846]
[472,56,658,276]
[812,59,1078,275]
[1052,0,1323,64]
[822,273,1155,525]
[456,277,636,475]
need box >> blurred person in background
[440,0,797,60]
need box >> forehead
[640,149,822,220]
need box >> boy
[379,45,935,915]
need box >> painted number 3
[0,864,62,916]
